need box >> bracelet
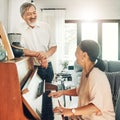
[71,108,76,115]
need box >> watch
[71,108,76,115]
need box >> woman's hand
[48,91,63,98]
[53,106,73,117]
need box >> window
[64,23,77,65]
[81,22,98,42]
[102,23,118,60]
[65,20,120,61]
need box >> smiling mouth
[30,18,36,21]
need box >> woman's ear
[83,52,90,61]
[83,52,87,58]
[81,52,86,62]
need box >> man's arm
[23,47,57,68]
[39,46,57,59]
[39,46,57,68]
[23,46,57,59]
[23,49,40,57]
[46,46,57,58]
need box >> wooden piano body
[0,22,58,120]
[0,57,57,120]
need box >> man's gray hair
[20,2,36,16]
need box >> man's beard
[29,18,37,27]
[29,22,37,27]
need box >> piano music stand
[22,68,44,120]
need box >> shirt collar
[23,21,40,30]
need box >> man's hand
[36,51,49,68]
[23,49,41,57]
[23,49,48,68]
[36,51,48,60]
[40,58,48,68]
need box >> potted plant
[61,60,69,72]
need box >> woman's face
[22,6,37,27]
[75,46,84,66]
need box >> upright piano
[0,22,58,119]
[0,57,57,120]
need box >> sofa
[73,60,120,85]
[104,60,120,72]
[104,60,120,107]
[115,88,120,120]
[74,60,120,73]
[104,61,120,120]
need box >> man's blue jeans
[36,62,54,120]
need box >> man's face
[22,6,37,27]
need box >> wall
[0,0,8,30]
[1,0,120,32]
[7,0,28,33]
[35,0,120,20]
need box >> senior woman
[49,40,115,120]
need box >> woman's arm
[48,88,77,98]
[54,103,101,117]
[62,88,78,96]
[71,103,101,116]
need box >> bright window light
[102,23,118,60]
[81,22,98,42]
[64,23,77,65]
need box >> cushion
[104,60,109,72]
[108,61,120,72]
[106,72,120,107]
[115,88,120,120]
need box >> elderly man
[16,2,57,120]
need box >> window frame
[65,19,120,60]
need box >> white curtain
[40,9,66,73]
